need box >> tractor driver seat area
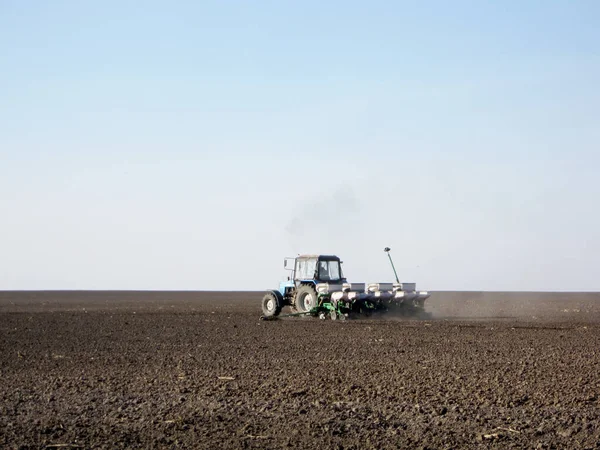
[318,261,338,282]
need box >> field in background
[1,291,599,448]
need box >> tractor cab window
[318,260,341,281]
[295,258,318,280]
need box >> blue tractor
[261,254,346,317]
[261,249,432,320]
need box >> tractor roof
[297,254,340,261]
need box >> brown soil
[1,291,600,449]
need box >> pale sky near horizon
[1,1,599,291]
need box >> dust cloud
[424,291,600,321]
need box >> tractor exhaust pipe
[384,247,400,284]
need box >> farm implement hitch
[260,294,349,321]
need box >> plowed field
[1,291,600,449]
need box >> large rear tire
[295,285,317,313]
[261,292,281,318]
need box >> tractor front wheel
[295,285,317,313]
[261,292,281,318]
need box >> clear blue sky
[1,1,598,291]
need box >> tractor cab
[293,255,345,283]
[274,255,347,313]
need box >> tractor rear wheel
[295,285,317,313]
[261,292,281,318]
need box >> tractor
[260,248,431,320]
